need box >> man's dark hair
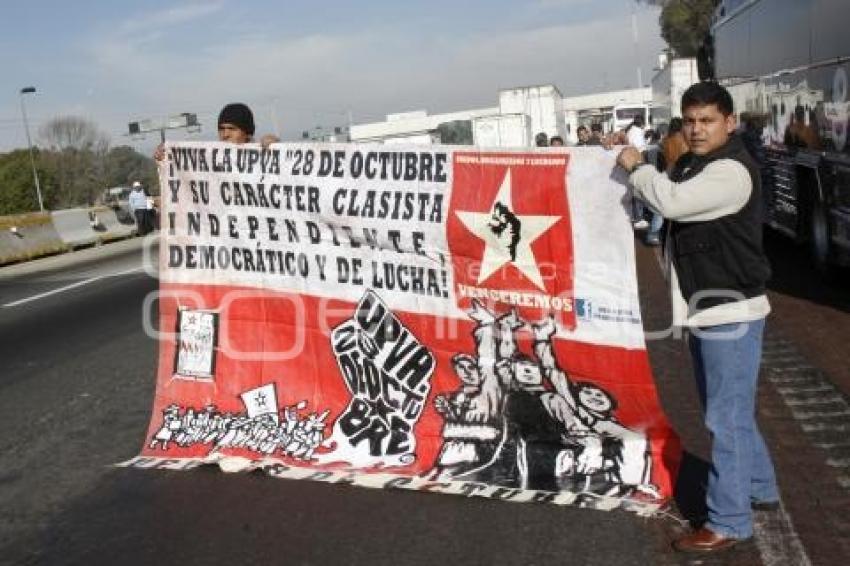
[633,114,645,128]
[669,117,684,133]
[550,135,564,146]
[681,81,734,116]
[534,132,548,147]
[590,123,602,133]
[577,125,588,134]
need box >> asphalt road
[0,234,847,565]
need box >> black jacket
[667,135,771,309]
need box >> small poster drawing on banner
[175,308,218,379]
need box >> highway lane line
[1,267,144,308]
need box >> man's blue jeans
[648,211,663,237]
[688,318,779,539]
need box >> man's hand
[616,146,643,173]
[260,134,280,148]
[153,143,166,162]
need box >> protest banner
[122,142,680,515]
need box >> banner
[123,142,681,514]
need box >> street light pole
[19,86,45,213]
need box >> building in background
[650,54,700,132]
[349,85,651,147]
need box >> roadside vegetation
[0,116,157,215]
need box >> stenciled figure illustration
[429,300,654,498]
[488,201,522,261]
[150,404,182,450]
[147,394,330,461]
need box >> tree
[436,120,473,145]
[103,146,158,194]
[0,150,56,215]
[39,116,110,207]
[636,0,715,58]
[0,119,156,215]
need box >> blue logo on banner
[575,298,593,321]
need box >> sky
[0,0,665,153]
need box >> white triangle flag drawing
[240,383,279,424]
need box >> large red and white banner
[123,142,680,514]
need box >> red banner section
[122,142,680,514]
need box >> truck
[611,103,651,133]
[651,57,700,131]
[101,186,134,223]
[472,114,533,148]
[498,85,566,142]
[702,0,850,273]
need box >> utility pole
[632,3,643,88]
[19,86,45,212]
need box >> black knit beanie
[218,103,255,136]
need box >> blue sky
[0,0,665,152]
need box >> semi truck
[472,114,533,147]
[702,0,850,273]
[611,104,651,133]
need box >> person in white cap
[128,181,150,235]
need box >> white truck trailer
[651,57,700,131]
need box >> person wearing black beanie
[154,101,278,162]
[217,102,255,143]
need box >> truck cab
[611,104,650,133]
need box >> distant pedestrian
[783,105,820,149]
[549,136,565,147]
[617,81,778,554]
[625,114,647,150]
[575,126,591,146]
[589,123,604,145]
[624,114,649,228]
[535,132,549,147]
[661,118,689,172]
[645,128,661,145]
[128,181,150,235]
[642,117,688,245]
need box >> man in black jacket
[616,82,779,554]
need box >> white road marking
[815,441,850,449]
[802,423,850,432]
[765,366,817,374]
[791,409,850,420]
[762,355,807,363]
[753,502,812,566]
[2,267,143,308]
[777,385,834,394]
[783,395,845,407]
[768,375,820,384]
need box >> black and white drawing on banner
[174,308,219,379]
[428,300,655,498]
[319,290,436,468]
[149,383,329,460]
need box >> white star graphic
[455,169,560,291]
